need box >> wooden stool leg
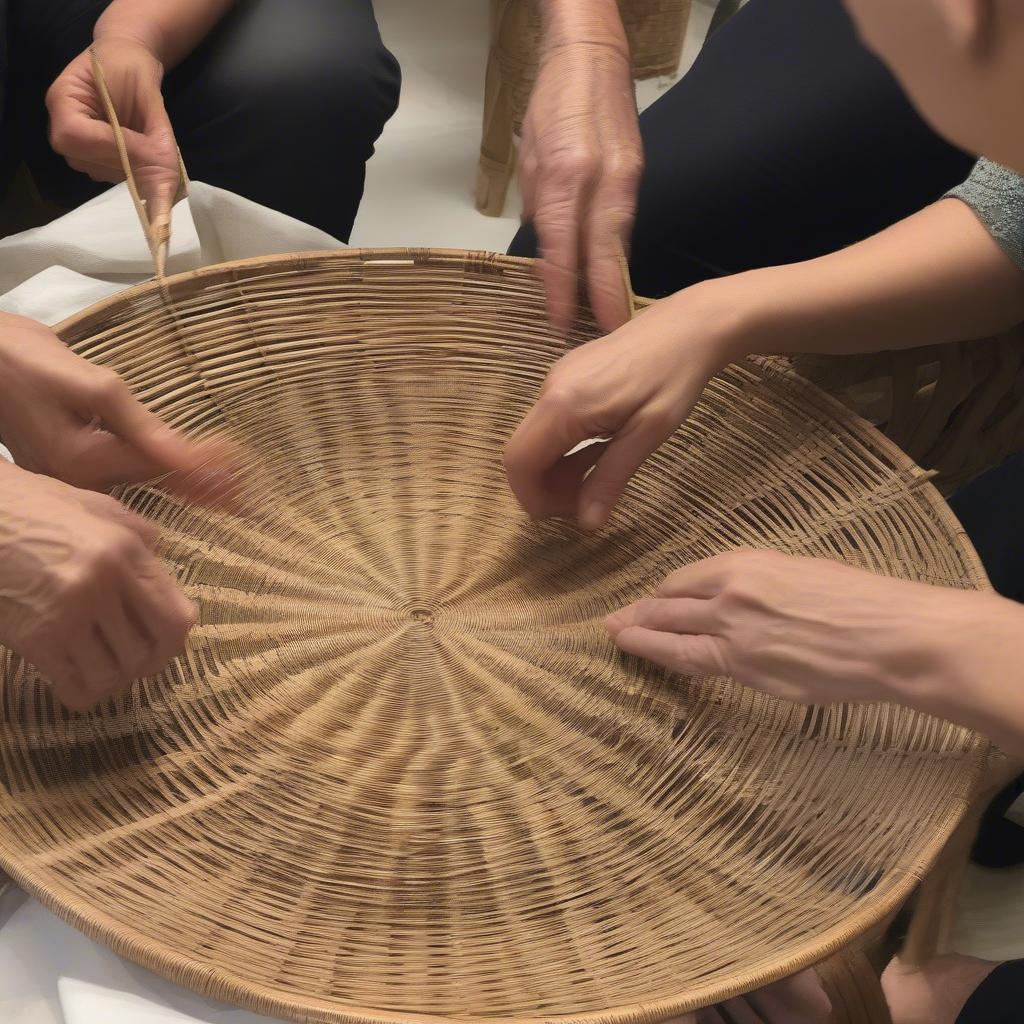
[902,751,1021,966]
[476,0,518,216]
[817,949,893,1024]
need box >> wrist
[540,0,631,61]
[94,16,168,69]
[934,593,1024,751]
[656,278,766,369]
[884,588,1024,751]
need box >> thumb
[127,100,180,236]
[576,415,673,531]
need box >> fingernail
[604,613,622,635]
[580,502,607,532]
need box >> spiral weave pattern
[0,251,987,1023]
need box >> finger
[123,556,196,669]
[64,155,122,182]
[134,95,179,231]
[576,412,677,530]
[583,190,636,333]
[51,81,179,228]
[80,372,243,506]
[526,442,608,521]
[72,488,160,548]
[613,626,728,677]
[504,396,600,519]
[47,662,97,713]
[746,970,833,1024]
[21,644,87,711]
[518,119,538,224]
[103,591,161,679]
[519,147,539,225]
[62,427,164,490]
[70,621,128,701]
[49,114,130,169]
[605,597,717,639]
[533,144,597,333]
[161,436,248,511]
[535,185,583,334]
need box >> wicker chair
[476,0,692,216]
[790,331,1024,495]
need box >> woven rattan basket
[0,249,989,1022]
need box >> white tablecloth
[0,182,343,1024]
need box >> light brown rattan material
[790,325,1024,495]
[477,0,691,215]
[0,249,989,1023]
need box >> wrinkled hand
[519,39,642,333]
[606,549,976,706]
[0,463,196,710]
[504,296,733,530]
[0,313,240,505]
[46,36,180,230]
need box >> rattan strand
[0,250,988,1023]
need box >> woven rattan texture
[0,251,988,1023]
[790,327,1024,495]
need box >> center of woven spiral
[408,605,434,625]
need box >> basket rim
[0,246,987,1023]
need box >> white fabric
[0,181,342,1024]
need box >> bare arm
[697,197,1024,358]
[94,0,236,69]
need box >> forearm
[95,0,236,68]
[918,592,1024,758]
[687,198,1024,360]
[538,0,630,58]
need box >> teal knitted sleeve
[946,158,1024,270]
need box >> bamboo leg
[902,751,1022,965]
[476,1,518,216]
[817,948,893,1024]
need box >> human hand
[0,313,240,506]
[504,292,737,530]
[46,36,180,235]
[519,37,642,333]
[0,462,196,710]
[606,549,994,708]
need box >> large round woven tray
[0,250,988,1022]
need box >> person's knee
[230,39,399,159]
[180,0,401,160]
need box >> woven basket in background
[0,250,988,1023]
[791,328,1024,495]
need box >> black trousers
[957,959,1024,1023]
[1,0,401,242]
